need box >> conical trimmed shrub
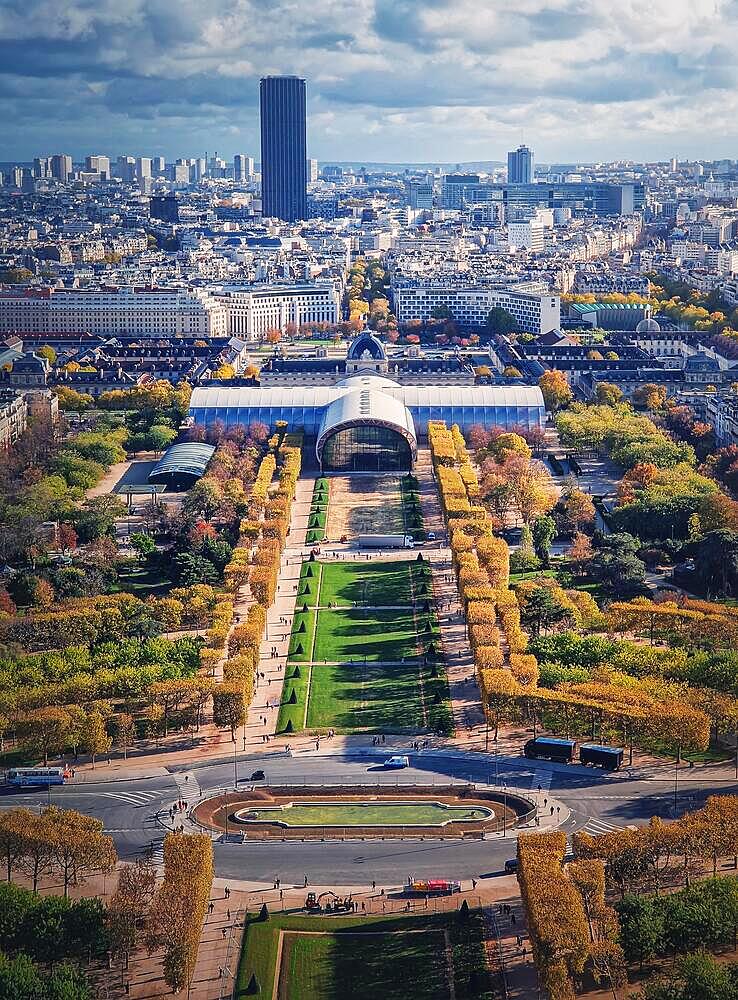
[288,688,297,704]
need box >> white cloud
[0,0,737,160]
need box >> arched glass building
[188,375,545,471]
[317,382,416,472]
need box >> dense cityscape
[2,10,738,1000]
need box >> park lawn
[306,661,425,732]
[305,660,452,734]
[276,663,310,733]
[235,911,494,1000]
[116,565,172,596]
[296,564,321,608]
[278,929,449,1000]
[317,560,430,607]
[246,802,490,826]
[312,609,421,662]
[287,610,317,661]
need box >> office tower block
[116,156,136,182]
[260,75,307,222]
[50,154,73,182]
[152,156,166,175]
[136,157,152,180]
[307,157,319,183]
[33,157,49,179]
[85,155,110,180]
[507,145,534,184]
[234,154,255,182]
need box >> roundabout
[192,780,534,840]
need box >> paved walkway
[237,467,316,744]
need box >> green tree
[532,515,557,567]
[486,307,518,336]
[172,552,219,586]
[147,425,177,454]
[130,532,156,563]
[692,529,738,597]
[615,895,664,967]
[519,586,575,636]
[590,533,646,594]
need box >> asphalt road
[1,751,734,885]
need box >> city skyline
[2,0,738,163]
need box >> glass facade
[189,403,545,436]
[321,425,412,472]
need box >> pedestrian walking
[222,928,227,939]
[225,886,231,899]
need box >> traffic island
[193,784,535,839]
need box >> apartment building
[0,286,228,337]
[393,282,560,336]
[0,390,28,448]
[214,283,341,339]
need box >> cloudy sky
[2,0,738,164]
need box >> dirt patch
[327,475,405,539]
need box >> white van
[384,755,410,769]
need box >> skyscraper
[234,154,254,182]
[50,154,73,183]
[260,76,307,222]
[507,145,534,185]
[85,155,110,180]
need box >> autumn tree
[568,532,594,577]
[112,713,136,759]
[212,683,246,740]
[146,833,213,994]
[80,708,112,767]
[539,370,573,411]
[109,859,157,969]
[47,806,117,897]
[17,707,73,764]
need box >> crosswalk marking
[100,790,160,806]
[582,817,621,836]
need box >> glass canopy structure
[189,375,545,450]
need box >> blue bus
[6,767,70,787]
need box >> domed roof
[636,318,661,334]
[346,332,386,362]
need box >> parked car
[504,858,519,873]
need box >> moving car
[384,755,410,769]
[249,769,265,781]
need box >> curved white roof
[316,387,417,462]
